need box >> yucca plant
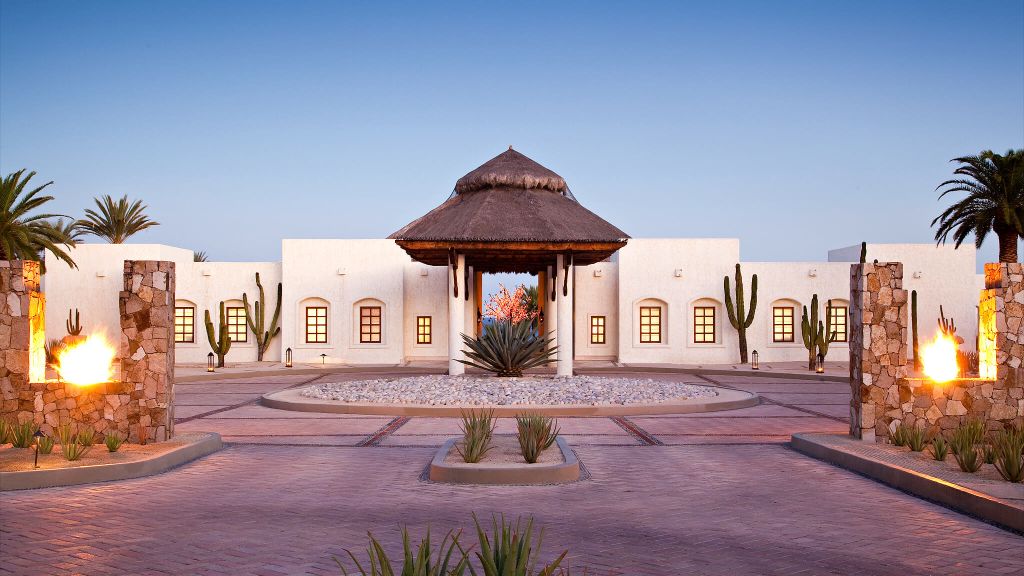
[951,423,983,473]
[458,320,556,377]
[904,425,926,452]
[37,435,55,454]
[10,421,35,448]
[515,414,560,464]
[889,424,906,447]
[930,436,949,461]
[471,514,567,576]
[76,427,96,447]
[335,526,469,576]
[992,426,1024,483]
[456,409,495,464]
[104,432,125,453]
[0,419,11,444]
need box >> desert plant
[56,422,74,447]
[816,299,838,363]
[904,425,926,452]
[76,427,96,447]
[77,194,159,243]
[456,409,495,464]
[930,436,949,461]
[859,241,867,264]
[958,350,979,377]
[801,295,836,370]
[991,426,1024,483]
[515,413,560,464]
[37,435,54,454]
[889,424,907,447]
[66,308,82,336]
[336,526,469,576]
[982,442,996,464]
[724,263,757,364]
[472,514,567,576]
[61,439,91,461]
[932,149,1024,263]
[205,301,233,368]
[44,338,67,366]
[911,290,921,371]
[104,432,125,453]
[10,422,35,448]
[0,419,10,444]
[243,272,282,362]
[0,169,78,270]
[951,421,985,473]
[193,250,208,262]
[458,320,556,377]
[938,306,961,343]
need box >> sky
[1,0,1022,297]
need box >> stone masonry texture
[0,260,43,423]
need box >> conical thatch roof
[390,148,628,271]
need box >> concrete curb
[260,386,759,417]
[429,437,580,485]
[0,433,223,491]
[611,365,846,383]
[790,433,1024,534]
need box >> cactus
[938,305,957,338]
[912,290,921,371]
[242,272,282,362]
[205,301,232,367]
[801,294,837,370]
[859,242,867,264]
[66,308,82,336]
[724,263,758,364]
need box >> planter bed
[429,435,580,485]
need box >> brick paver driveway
[2,370,1021,575]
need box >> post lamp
[207,352,215,373]
[33,429,45,468]
[320,353,327,365]
[751,350,759,370]
[285,347,293,368]
[815,353,825,374]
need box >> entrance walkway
[2,369,1021,576]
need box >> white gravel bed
[300,375,717,406]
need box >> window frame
[416,315,432,345]
[174,306,195,344]
[305,306,328,344]
[772,306,795,343]
[359,306,382,344]
[639,306,662,344]
[692,306,716,344]
[829,305,849,343]
[590,315,606,345]
[226,306,248,343]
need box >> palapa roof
[390,148,628,272]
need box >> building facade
[42,239,984,367]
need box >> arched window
[827,298,850,343]
[690,297,723,344]
[174,299,196,344]
[354,298,386,345]
[223,299,247,343]
[770,298,801,344]
[299,297,330,345]
[635,298,667,345]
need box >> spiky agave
[457,320,556,377]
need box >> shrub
[930,436,948,461]
[104,432,125,453]
[516,414,559,464]
[0,419,10,444]
[335,526,469,576]
[62,440,91,462]
[951,423,983,473]
[983,443,996,465]
[10,422,35,448]
[473,514,567,576]
[456,409,495,464]
[992,426,1024,483]
[458,320,556,377]
[904,425,926,452]
[76,427,96,447]
[56,422,74,447]
[37,435,55,454]
[44,338,66,366]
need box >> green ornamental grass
[456,409,495,464]
[76,427,96,447]
[37,435,55,454]
[515,414,559,464]
[0,419,11,444]
[10,422,35,448]
[104,432,125,453]
[930,436,949,461]
[951,422,983,473]
[992,426,1024,483]
[472,513,567,576]
[336,526,469,576]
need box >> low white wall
[574,261,618,360]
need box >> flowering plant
[484,284,536,324]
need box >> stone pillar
[119,260,175,442]
[0,260,44,423]
[982,263,1024,415]
[556,254,574,377]
[448,253,465,376]
[849,262,908,441]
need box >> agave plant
[456,409,495,464]
[903,424,926,452]
[9,421,35,448]
[992,426,1024,483]
[951,421,984,473]
[472,514,567,576]
[37,435,55,454]
[0,419,10,444]
[930,435,949,461]
[515,414,560,464]
[104,432,125,453]
[45,338,67,366]
[336,526,469,576]
[458,320,556,377]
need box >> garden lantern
[320,353,327,365]
[33,429,44,468]
[815,353,825,374]
[207,352,215,373]
[285,348,293,368]
[751,350,759,370]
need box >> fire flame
[921,334,958,384]
[55,334,117,385]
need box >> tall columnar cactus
[801,294,837,370]
[243,272,282,362]
[816,299,838,361]
[859,241,867,264]
[912,290,921,371]
[205,301,232,368]
[66,308,82,335]
[724,263,758,364]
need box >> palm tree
[41,218,86,243]
[0,169,77,269]
[932,149,1024,262]
[78,194,159,243]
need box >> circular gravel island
[262,374,759,416]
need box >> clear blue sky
[2,0,1022,283]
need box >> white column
[546,265,557,348]
[449,253,466,375]
[556,254,573,377]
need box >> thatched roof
[390,148,629,246]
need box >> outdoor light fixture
[751,350,759,370]
[320,353,327,365]
[285,348,293,368]
[33,429,44,468]
[207,352,215,373]
[816,353,825,374]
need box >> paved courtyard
[2,370,1022,575]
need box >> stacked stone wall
[0,261,43,423]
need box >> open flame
[55,334,117,385]
[921,333,959,384]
